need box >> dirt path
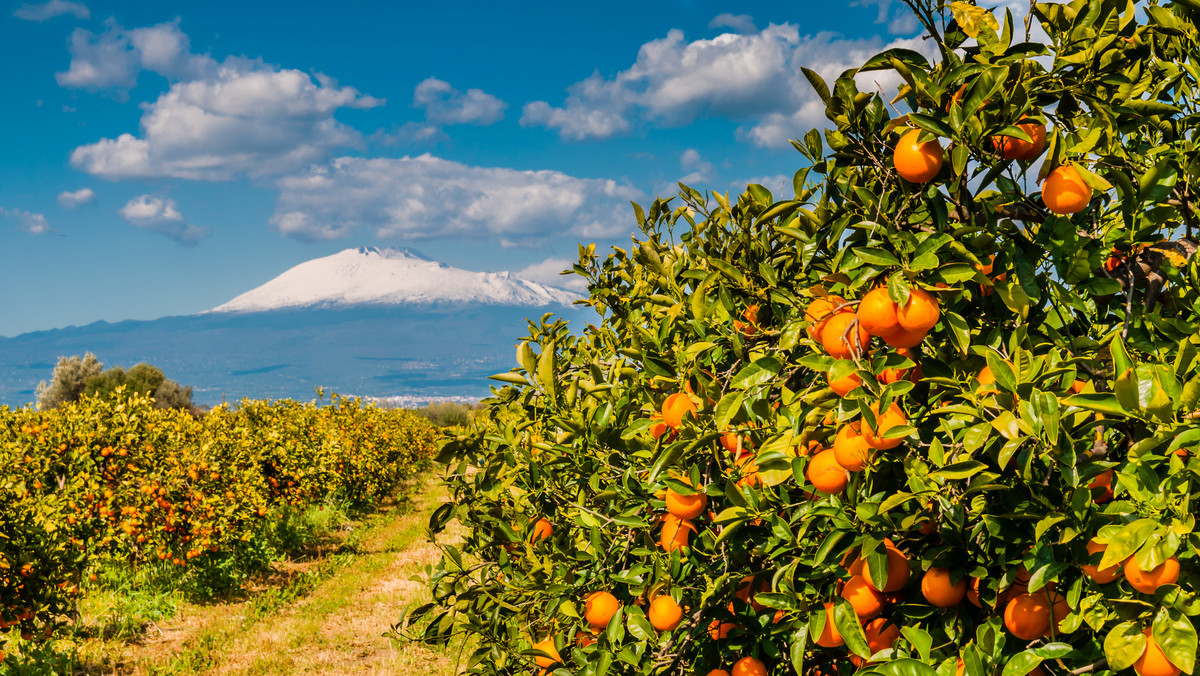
[73,476,465,675]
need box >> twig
[1068,658,1107,675]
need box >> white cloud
[0,208,51,235]
[413,77,506,125]
[56,19,216,93]
[679,148,714,184]
[71,64,381,180]
[520,74,635,140]
[270,154,643,246]
[13,0,88,21]
[734,174,793,199]
[521,23,934,147]
[57,187,96,208]
[118,195,209,244]
[709,13,756,34]
[516,257,589,292]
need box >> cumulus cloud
[57,19,216,93]
[57,188,96,208]
[851,0,921,35]
[13,0,88,21]
[679,148,714,185]
[413,77,506,125]
[516,257,589,292]
[521,23,934,147]
[270,154,642,246]
[71,64,381,180]
[734,174,793,199]
[709,13,756,34]
[118,195,209,244]
[0,208,51,235]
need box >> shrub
[35,352,101,411]
[419,2,1200,675]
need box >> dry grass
[66,476,465,676]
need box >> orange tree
[417,1,1200,675]
[0,390,437,657]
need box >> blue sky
[0,0,929,337]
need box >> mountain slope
[210,247,580,313]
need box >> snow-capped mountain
[0,247,591,407]
[209,247,581,313]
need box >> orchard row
[0,391,437,656]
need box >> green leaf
[1103,621,1146,671]
[730,357,783,390]
[929,460,987,481]
[714,391,744,431]
[489,372,530,385]
[856,247,902,267]
[1115,368,1140,413]
[901,626,932,661]
[834,598,871,659]
[1111,337,1134,377]
[1061,393,1128,417]
[801,67,830,103]
[1154,605,1197,674]
[790,625,809,673]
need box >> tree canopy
[417,2,1200,675]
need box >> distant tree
[152,378,194,411]
[35,352,102,410]
[37,355,194,411]
[83,366,127,400]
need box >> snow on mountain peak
[208,247,581,313]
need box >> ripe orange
[531,518,553,542]
[828,366,863,397]
[531,636,563,668]
[708,619,736,639]
[807,450,849,494]
[857,287,901,336]
[879,348,918,384]
[1090,469,1114,503]
[894,128,944,183]
[806,296,846,339]
[993,120,1047,161]
[707,670,733,676]
[882,325,927,348]
[833,422,872,471]
[731,657,768,676]
[660,514,693,552]
[662,393,697,428]
[965,577,982,607]
[896,288,940,333]
[1004,593,1051,640]
[863,542,911,593]
[648,595,683,631]
[665,484,708,520]
[1125,556,1180,594]
[1081,539,1123,584]
[1050,592,1071,633]
[720,431,750,456]
[1043,165,1092,215]
[734,304,759,336]
[841,574,885,619]
[649,416,671,440]
[821,312,870,360]
[921,567,967,607]
[814,602,844,648]
[862,402,907,450]
[1135,629,1182,676]
[858,617,900,662]
[584,591,620,628]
